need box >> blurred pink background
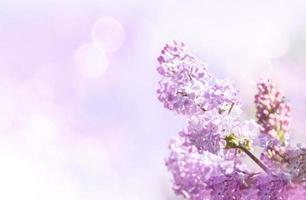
[0,0,306,199]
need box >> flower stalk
[238,144,269,173]
[225,133,269,173]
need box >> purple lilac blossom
[207,172,250,200]
[255,78,291,146]
[255,174,289,200]
[254,79,293,172]
[165,136,236,200]
[179,108,259,158]
[284,147,306,183]
[287,185,306,200]
[157,41,306,199]
[260,142,286,171]
[157,41,237,116]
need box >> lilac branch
[225,133,269,173]
[238,144,269,174]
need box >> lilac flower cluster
[157,41,237,116]
[156,41,306,199]
[255,78,291,146]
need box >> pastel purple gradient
[0,0,306,199]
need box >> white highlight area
[0,150,80,200]
[69,142,112,177]
[0,89,15,132]
[255,24,290,58]
[91,17,125,53]
[22,114,59,151]
[74,43,109,78]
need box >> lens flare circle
[74,43,109,78]
[91,17,125,53]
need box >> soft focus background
[0,0,306,199]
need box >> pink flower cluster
[255,79,291,146]
[156,41,306,199]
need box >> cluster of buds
[255,79,291,146]
[156,41,306,199]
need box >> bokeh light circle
[91,17,125,53]
[74,43,109,78]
